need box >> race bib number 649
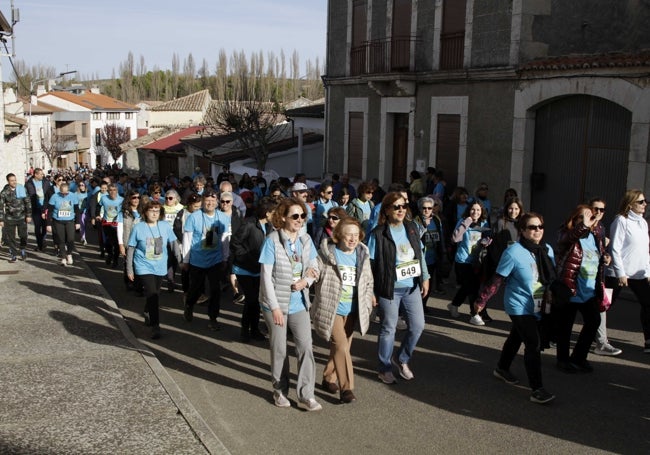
[396,260,421,279]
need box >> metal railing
[351,36,419,76]
[439,31,465,70]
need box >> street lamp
[26,70,77,172]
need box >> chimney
[90,86,100,94]
[36,84,47,96]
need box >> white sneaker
[299,398,322,412]
[593,343,622,356]
[396,317,408,331]
[447,303,459,318]
[66,255,73,265]
[273,391,290,408]
[61,258,67,266]
[469,314,485,326]
[392,357,414,380]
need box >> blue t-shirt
[49,192,78,221]
[334,248,357,316]
[497,242,555,317]
[454,219,488,264]
[184,209,229,268]
[99,195,124,222]
[422,218,442,265]
[259,234,317,314]
[314,199,338,224]
[367,224,428,288]
[128,221,177,276]
[572,234,599,303]
[34,180,45,207]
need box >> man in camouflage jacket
[0,173,32,262]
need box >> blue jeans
[378,286,425,372]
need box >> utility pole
[0,1,17,174]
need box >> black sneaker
[571,359,594,373]
[183,304,193,322]
[8,256,17,263]
[493,367,519,385]
[207,320,221,331]
[530,388,555,404]
[150,326,161,340]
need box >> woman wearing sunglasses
[553,205,607,373]
[259,197,322,411]
[414,196,446,311]
[126,200,181,340]
[367,192,430,384]
[312,206,347,248]
[118,190,143,292]
[474,212,556,404]
[162,189,185,293]
[605,189,650,353]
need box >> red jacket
[556,223,605,297]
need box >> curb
[78,257,231,455]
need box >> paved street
[73,230,650,455]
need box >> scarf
[519,237,556,285]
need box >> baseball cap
[291,182,309,192]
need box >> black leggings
[139,274,163,326]
[498,314,543,390]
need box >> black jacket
[25,177,52,216]
[230,219,269,274]
[370,220,424,299]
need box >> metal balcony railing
[440,31,465,70]
[351,36,418,76]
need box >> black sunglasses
[526,224,544,231]
[289,213,307,220]
[392,204,408,211]
[328,215,340,221]
[592,207,605,213]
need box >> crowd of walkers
[1,164,649,409]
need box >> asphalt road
[79,233,650,455]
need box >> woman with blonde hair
[258,198,322,410]
[605,189,650,353]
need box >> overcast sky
[4,0,327,80]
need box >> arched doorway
[530,95,631,241]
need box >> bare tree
[100,123,131,162]
[40,130,74,167]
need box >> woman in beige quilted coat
[312,217,375,403]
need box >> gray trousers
[262,309,315,401]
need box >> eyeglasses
[131,195,140,200]
[220,200,232,204]
[153,191,161,195]
[324,191,333,194]
[289,213,307,220]
[165,197,175,201]
[635,199,647,205]
[421,207,433,211]
[592,207,605,213]
[392,204,408,211]
[328,215,340,221]
[526,224,544,231]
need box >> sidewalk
[0,248,228,454]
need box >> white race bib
[339,265,357,286]
[58,210,71,218]
[396,260,421,279]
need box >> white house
[37,87,138,169]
